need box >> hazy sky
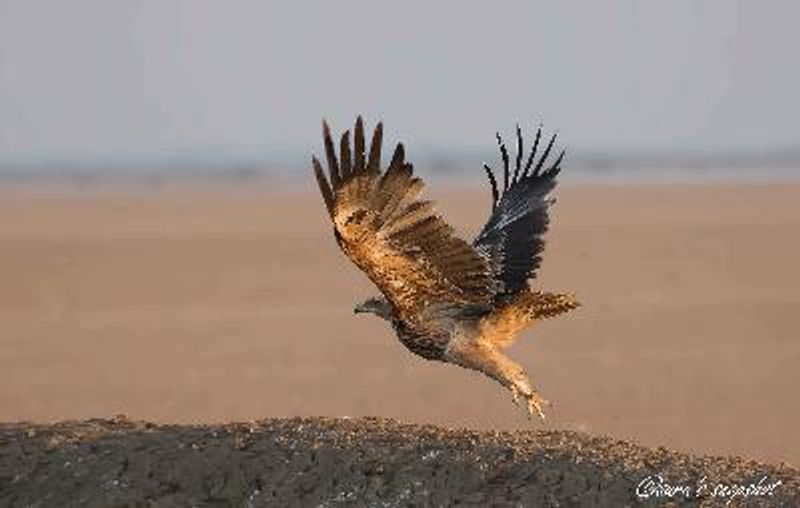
[1,1,798,167]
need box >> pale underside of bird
[313,117,579,420]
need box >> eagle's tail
[526,291,580,320]
[479,289,579,349]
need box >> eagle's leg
[446,338,549,420]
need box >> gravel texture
[1,416,797,507]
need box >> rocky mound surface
[1,417,797,507]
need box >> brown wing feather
[314,117,497,320]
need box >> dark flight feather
[522,126,542,178]
[312,156,334,217]
[322,121,340,186]
[496,133,510,192]
[367,122,383,173]
[339,131,352,179]
[483,163,499,210]
[475,125,565,298]
[513,124,523,184]
[354,117,366,173]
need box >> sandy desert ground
[1,179,798,467]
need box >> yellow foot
[526,391,550,421]
[511,385,550,421]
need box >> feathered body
[313,117,578,419]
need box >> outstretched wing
[474,125,564,298]
[314,117,498,321]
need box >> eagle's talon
[529,401,546,421]
[510,384,548,421]
[526,392,549,421]
[510,385,524,409]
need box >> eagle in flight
[313,117,578,420]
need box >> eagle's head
[354,296,394,321]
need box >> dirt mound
[1,417,797,507]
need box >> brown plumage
[313,117,579,420]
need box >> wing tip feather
[312,155,334,216]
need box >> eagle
[313,117,578,420]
